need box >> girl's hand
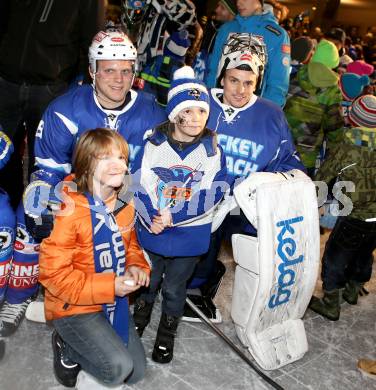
[114,275,140,297]
[125,265,150,287]
[150,219,165,234]
[159,208,172,227]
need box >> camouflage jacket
[284,62,344,169]
[315,126,376,220]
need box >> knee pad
[230,170,320,370]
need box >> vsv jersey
[35,85,167,184]
[207,89,304,179]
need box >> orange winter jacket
[39,191,150,321]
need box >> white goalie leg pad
[231,171,320,370]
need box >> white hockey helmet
[89,30,137,73]
[217,33,267,88]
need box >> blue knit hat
[339,73,370,101]
[164,30,191,61]
[166,66,210,122]
[0,130,13,170]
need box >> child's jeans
[53,311,145,386]
[141,251,199,317]
[321,216,376,291]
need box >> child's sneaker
[52,331,80,387]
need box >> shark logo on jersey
[152,165,203,209]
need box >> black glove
[24,212,54,242]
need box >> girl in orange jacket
[39,128,150,389]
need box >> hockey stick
[185,297,284,390]
[0,339,5,361]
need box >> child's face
[92,146,128,195]
[173,106,209,142]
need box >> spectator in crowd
[206,0,291,107]
[0,0,105,208]
[193,0,237,81]
[310,95,376,321]
[284,39,344,176]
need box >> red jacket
[39,192,150,321]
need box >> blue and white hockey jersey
[132,125,230,257]
[207,89,304,180]
[34,84,167,185]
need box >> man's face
[91,60,134,109]
[213,2,234,22]
[236,0,261,17]
[221,68,257,108]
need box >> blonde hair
[73,128,129,194]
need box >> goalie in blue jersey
[183,33,305,323]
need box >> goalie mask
[217,33,267,92]
[121,0,150,27]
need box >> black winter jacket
[0,0,105,85]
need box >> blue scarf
[86,193,129,345]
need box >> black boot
[200,260,226,299]
[309,289,341,321]
[342,281,363,305]
[152,313,179,364]
[133,299,154,337]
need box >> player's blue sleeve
[171,147,231,224]
[266,116,306,173]
[262,32,290,107]
[150,98,168,125]
[34,106,77,186]
[205,24,229,88]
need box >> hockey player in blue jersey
[183,33,304,322]
[23,29,167,240]
[206,0,291,107]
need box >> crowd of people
[0,0,375,387]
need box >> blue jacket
[206,12,290,107]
